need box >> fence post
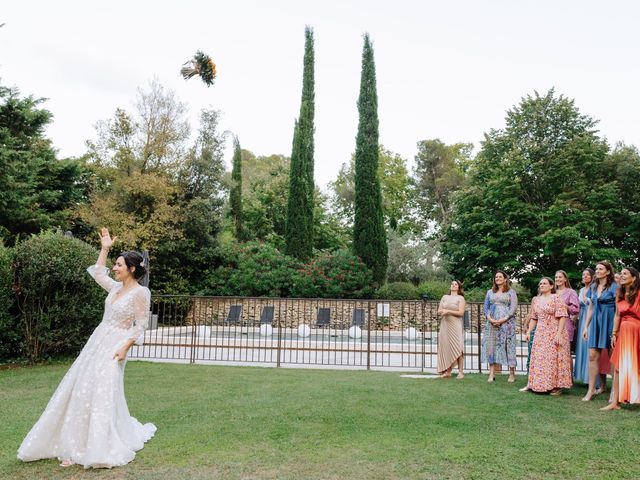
[421,299,426,373]
[190,298,197,365]
[276,298,283,367]
[476,303,482,373]
[366,301,372,371]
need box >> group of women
[436,262,640,410]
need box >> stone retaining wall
[177,297,532,334]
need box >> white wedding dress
[17,265,156,468]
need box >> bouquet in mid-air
[181,51,217,86]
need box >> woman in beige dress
[437,280,466,379]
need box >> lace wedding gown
[17,265,156,468]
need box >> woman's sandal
[59,459,75,467]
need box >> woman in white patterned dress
[17,228,156,469]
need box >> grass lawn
[1,361,638,480]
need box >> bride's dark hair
[119,251,147,280]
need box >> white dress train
[17,265,156,468]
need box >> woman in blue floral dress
[481,271,518,383]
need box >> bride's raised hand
[99,227,118,250]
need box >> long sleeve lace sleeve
[128,287,151,345]
[483,290,492,318]
[87,265,119,292]
[508,289,518,319]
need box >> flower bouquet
[180,51,217,86]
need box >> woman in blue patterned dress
[481,271,518,383]
[581,261,617,401]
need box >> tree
[76,171,182,251]
[86,78,189,176]
[609,143,640,265]
[229,136,243,240]
[179,108,226,200]
[386,230,446,284]
[412,139,471,236]
[236,150,288,196]
[81,84,227,293]
[241,153,290,246]
[442,90,636,290]
[239,151,348,251]
[330,146,412,232]
[313,190,350,251]
[154,108,227,293]
[285,26,315,260]
[0,84,89,245]
[353,33,387,286]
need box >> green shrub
[511,282,532,303]
[13,231,105,362]
[0,242,19,360]
[202,245,373,299]
[417,280,451,301]
[374,282,420,300]
[203,241,301,297]
[464,287,489,303]
[291,249,373,299]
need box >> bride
[17,228,156,468]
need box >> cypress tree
[353,34,387,285]
[285,26,315,260]
[230,135,243,240]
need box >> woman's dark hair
[450,279,465,298]
[594,260,615,291]
[492,270,510,293]
[538,277,556,295]
[555,270,572,290]
[582,268,595,284]
[617,267,639,305]
[119,251,147,281]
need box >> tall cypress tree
[230,135,243,240]
[353,34,387,285]
[285,26,315,260]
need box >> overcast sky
[2,0,639,189]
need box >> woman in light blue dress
[581,261,617,401]
[574,268,596,385]
[481,271,518,383]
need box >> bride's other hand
[113,348,127,361]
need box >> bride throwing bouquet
[17,228,156,469]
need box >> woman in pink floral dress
[523,277,572,395]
